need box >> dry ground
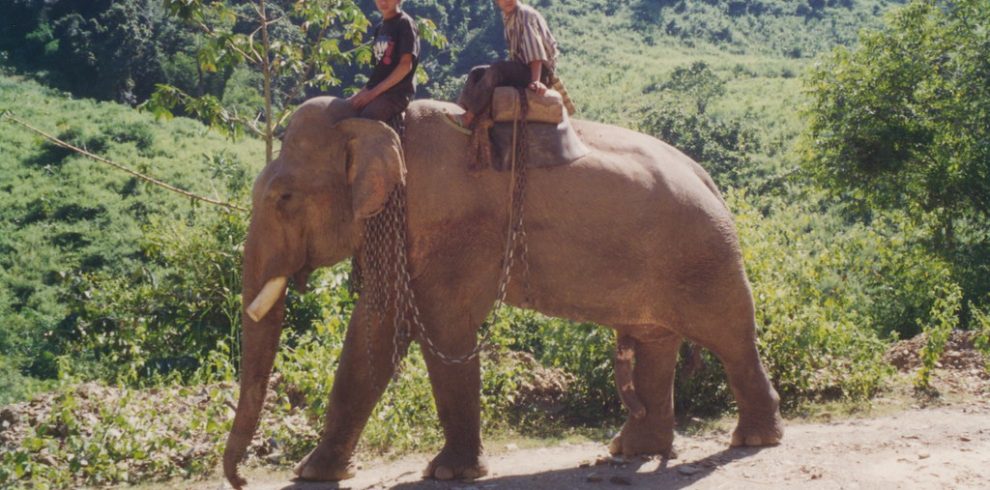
[171,342,990,490]
[174,398,989,490]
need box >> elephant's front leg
[609,326,681,457]
[294,302,404,481]
[410,241,501,480]
[420,340,488,480]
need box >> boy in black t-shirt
[348,0,421,122]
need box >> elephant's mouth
[292,267,313,294]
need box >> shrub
[915,282,962,390]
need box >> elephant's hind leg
[609,326,681,457]
[682,291,783,448]
[717,339,783,448]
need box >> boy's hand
[528,80,548,96]
[349,89,376,109]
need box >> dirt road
[183,398,990,490]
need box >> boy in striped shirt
[452,0,564,129]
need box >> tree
[801,0,990,245]
[802,0,990,320]
[146,0,445,164]
[638,107,759,189]
[647,61,726,114]
[0,0,174,103]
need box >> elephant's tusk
[246,277,287,322]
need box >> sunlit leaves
[915,281,962,390]
[148,0,447,163]
[416,18,448,51]
[801,0,990,231]
[148,0,373,150]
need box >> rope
[1,111,248,213]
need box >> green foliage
[496,310,620,423]
[0,356,54,406]
[914,281,962,390]
[0,0,208,104]
[0,383,237,487]
[639,106,760,189]
[727,188,961,405]
[621,0,905,56]
[801,0,990,329]
[646,61,726,113]
[973,300,990,372]
[60,210,248,384]
[0,75,263,385]
[802,0,990,241]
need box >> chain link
[353,91,532,380]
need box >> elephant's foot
[608,418,675,458]
[422,445,488,481]
[293,445,356,482]
[730,411,784,447]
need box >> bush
[639,106,760,189]
[58,210,250,384]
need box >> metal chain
[353,92,532,377]
[411,88,531,365]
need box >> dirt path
[179,397,990,490]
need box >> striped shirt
[503,3,558,75]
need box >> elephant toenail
[435,466,455,480]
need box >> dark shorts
[359,90,410,123]
[457,61,553,118]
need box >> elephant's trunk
[223,263,286,489]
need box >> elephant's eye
[279,193,292,201]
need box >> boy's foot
[443,113,472,134]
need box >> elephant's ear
[334,118,407,219]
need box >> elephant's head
[223,97,406,488]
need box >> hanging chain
[354,91,532,379]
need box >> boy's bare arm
[349,53,415,108]
[528,60,548,95]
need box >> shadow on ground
[273,446,767,490]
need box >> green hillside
[0,75,262,401]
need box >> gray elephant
[222,96,783,488]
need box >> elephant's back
[571,118,725,206]
[399,100,746,325]
[399,100,732,231]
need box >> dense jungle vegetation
[1,0,989,486]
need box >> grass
[0,74,264,387]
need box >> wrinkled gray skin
[223,97,783,488]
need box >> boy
[453,0,560,129]
[349,0,421,122]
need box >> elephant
[222,96,783,488]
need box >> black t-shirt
[366,11,420,99]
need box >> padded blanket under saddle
[491,86,564,124]
[489,113,590,171]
